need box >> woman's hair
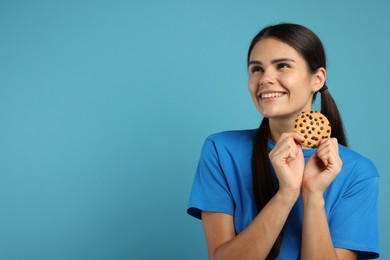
[248,23,347,259]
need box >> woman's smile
[259,91,287,102]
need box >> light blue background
[0,0,389,259]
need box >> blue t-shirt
[187,129,380,259]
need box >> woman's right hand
[269,133,305,197]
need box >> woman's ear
[312,67,327,92]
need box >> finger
[270,141,297,161]
[272,134,294,152]
[270,137,300,164]
[316,147,330,167]
[316,138,340,169]
[318,137,338,150]
[289,132,306,144]
[274,133,305,150]
[330,138,339,153]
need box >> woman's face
[248,37,325,121]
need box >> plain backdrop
[0,0,389,259]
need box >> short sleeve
[329,160,380,259]
[187,138,235,219]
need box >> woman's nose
[259,69,275,86]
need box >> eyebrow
[248,58,296,66]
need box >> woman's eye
[251,66,263,73]
[277,63,290,69]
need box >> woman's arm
[202,190,298,260]
[202,133,305,260]
[301,138,356,260]
[301,193,357,260]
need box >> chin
[259,110,292,120]
[258,110,275,119]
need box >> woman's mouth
[259,92,286,101]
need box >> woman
[187,23,380,259]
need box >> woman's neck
[269,116,295,143]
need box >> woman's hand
[302,138,342,197]
[269,133,305,197]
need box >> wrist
[302,191,325,208]
[276,189,300,206]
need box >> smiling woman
[187,23,379,260]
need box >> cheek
[283,73,311,90]
[280,72,298,84]
[248,76,258,93]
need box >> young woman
[187,23,380,259]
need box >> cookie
[293,110,331,148]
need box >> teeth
[261,92,284,99]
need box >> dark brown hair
[248,23,347,259]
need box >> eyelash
[250,66,263,74]
[277,63,290,69]
[250,63,291,74]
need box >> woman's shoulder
[199,129,257,160]
[205,129,257,146]
[338,144,379,179]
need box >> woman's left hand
[302,138,343,196]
